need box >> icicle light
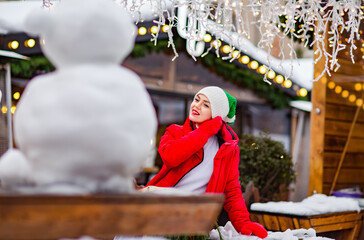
[116,1,363,84]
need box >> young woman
[145,86,268,238]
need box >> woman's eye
[204,104,209,108]
[194,98,199,102]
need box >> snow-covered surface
[205,20,313,90]
[0,0,157,194]
[251,194,361,216]
[0,50,29,60]
[209,221,334,240]
[289,100,312,112]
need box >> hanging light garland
[115,0,363,85]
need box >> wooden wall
[309,26,364,195]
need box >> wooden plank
[313,221,360,233]
[323,167,364,184]
[262,214,281,231]
[0,193,224,240]
[298,219,311,229]
[324,152,364,168]
[332,59,364,77]
[250,213,264,226]
[324,135,364,153]
[309,76,327,194]
[277,216,295,231]
[325,119,364,138]
[309,212,362,226]
[325,103,364,123]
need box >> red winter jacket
[146,117,252,234]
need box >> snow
[209,221,334,240]
[251,193,361,216]
[205,20,313,90]
[0,0,157,194]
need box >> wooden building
[309,23,364,195]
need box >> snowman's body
[0,0,157,193]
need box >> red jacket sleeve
[223,146,251,230]
[158,124,211,169]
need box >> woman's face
[189,93,212,125]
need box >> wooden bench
[250,209,364,240]
[0,193,224,240]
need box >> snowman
[0,0,157,193]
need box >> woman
[145,86,268,238]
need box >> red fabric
[146,117,268,238]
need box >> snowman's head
[25,0,137,68]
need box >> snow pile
[209,221,334,240]
[251,194,361,216]
[0,0,157,194]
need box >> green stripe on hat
[223,90,237,125]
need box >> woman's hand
[198,116,223,137]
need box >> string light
[298,88,308,97]
[283,79,292,88]
[349,94,357,102]
[13,92,20,100]
[334,85,342,94]
[267,70,276,79]
[203,34,212,42]
[1,106,7,114]
[258,65,267,74]
[117,0,364,83]
[239,55,250,64]
[8,41,19,50]
[275,75,284,84]
[11,106,16,114]
[162,25,169,33]
[150,26,158,34]
[24,39,36,48]
[342,90,349,98]
[328,81,336,89]
[138,27,147,35]
[221,45,231,53]
[249,61,259,69]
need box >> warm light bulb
[232,50,240,58]
[162,25,169,33]
[334,85,342,94]
[249,61,259,69]
[8,41,19,49]
[11,106,16,114]
[342,90,349,98]
[283,80,292,88]
[258,66,267,74]
[221,45,231,53]
[150,26,159,34]
[24,39,36,48]
[356,99,363,107]
[203,34,212,42]
[275,75,284,84]
[267,70,276,79]
[13,92,20,100]
[328,81,335,89]
[211,40,221,48]
[354,83,362,91]
[138,27,147,35]
[1,106,7,114]
[298,88,307,97]
[349,94,356,102]
[239,55,250,64]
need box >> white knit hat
[195,86,236,125]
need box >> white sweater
[174,135,219,193]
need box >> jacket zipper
[173,151,204,186]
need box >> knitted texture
[196,86,236,124]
